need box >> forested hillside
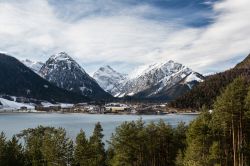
[183,77,250,165]
[170,54,250,109]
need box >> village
[34,102,173,115]
[0,95,198,114]
[0,95,195,114]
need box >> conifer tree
[89,122,106,166]
[183,112,213,166]
[243,85,250,164]
[4,136,25,166]
[41,127,73,166]
[74,129,92,166]
[18,126,74,166]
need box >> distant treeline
[1,77,250,166]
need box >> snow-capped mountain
[39,52,112,100]
[21,59,44,74]
[118,60,204,100]
[93,65,128,96]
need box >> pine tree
[4,136,25,166]
[174,122,188,166]
[243,86,250,164]
[105,147,115,166]
[109,119,146,166]
[18,126,74,166]
[19,126,46,166]
[174,122,187,155]
[41,127,74,166]
[74,129,92,166]
[183,112,213,166]
[89,122,106,166]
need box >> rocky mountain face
[121,60,203,100]
[0,53,88,103]
[94,60,204,101]
[21,59,44,74]
[132,72,204,101]
[39,52,112,100]
[93,65,128,97]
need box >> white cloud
[0,0,249,75]
[156,0,250,73]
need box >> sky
[0,0,250,75]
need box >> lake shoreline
[0,111,200,116]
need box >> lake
[0,113,198,143]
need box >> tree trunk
[232,117,238,166]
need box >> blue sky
[0,0,250,75]
[48,0,216,27]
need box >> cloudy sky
[0,0,250,75]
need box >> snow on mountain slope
[119,60,204,98]
[0,98,34,111]
[20,52,203,100]
[39,52,112,99]
[22,59,44,74]
[183,72,204,89]
[184,72,203,83]
[93,65,128,96]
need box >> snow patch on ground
[0,98,35,111]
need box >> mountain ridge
[94,60,204,101]
[21,53,204,102]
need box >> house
[105,103,130,113]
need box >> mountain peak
[168,60,175,63]
[99,65,113,71]
[44,52,86,74]
[130,60,185,79]
[50,52,74,61]
[95,65,127,78]
[93,65,128,96]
